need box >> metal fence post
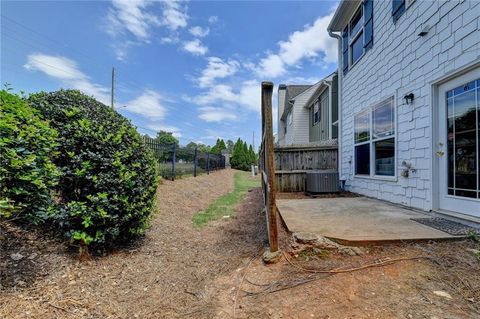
[207,152,210,175]
[194,147,197,177]
[172,143,176,181]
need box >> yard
[1,169,479,318]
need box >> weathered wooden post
[261,81,279,257]
[193,147,198,177]
[172,143,176,181]
[207,152,210,175]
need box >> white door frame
[431,61,480,218]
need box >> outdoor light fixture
[418,25,430,37]
[404,93,415,105]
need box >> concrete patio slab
[277,197,460,244]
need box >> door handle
[436,142,444,157]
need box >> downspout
[328,29,343,179]
[324,80,333,140]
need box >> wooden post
[262,81,279,253]
[172,143,176,181]
[207,152,210,175]
[193,147,197,177]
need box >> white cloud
[192,80,261,116]
[238,80,261,113]
[105,0,161,41]
[124,89,167,119]
[24,53,111,104]
[208,16,218,24]
[189,26,209,37]
[183,39,208,56]
[104,0,189,60]
[198,57,239,88]
[198,106,238,122]
[145,123,182,138]
[256,12,337,78]
[161,0,188,31]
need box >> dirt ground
[1,169,479,318]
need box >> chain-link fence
[142,136,226,180]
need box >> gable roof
[285,85,311,102]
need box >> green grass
[192,171,260,227]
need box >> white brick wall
[340,0,480,211]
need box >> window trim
[348,4,365,68]
[353,96,397,180]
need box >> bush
[28,90,158,250]
[0,90,59,222]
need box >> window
[354,97,395,177]
[342,0,373,74]
[392,0,405,22]
[312,101,319,125]
[312,89,328,126]
[287,110,293,126]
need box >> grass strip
[193,171,260,227]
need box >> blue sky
[1,0,338,146]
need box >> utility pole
[111,67,115,109]
[252,131,255,151]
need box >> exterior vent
[306,170,339,193]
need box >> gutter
[328,28,343,179]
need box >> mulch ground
[1,169,479,318]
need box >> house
[328,0,480,220]
[277,72,338,147]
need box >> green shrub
[28,90,158,249]
[0,90,59,222]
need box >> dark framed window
[354,97,396,177]
[342,0,373,74]
[312,101,319,126]
[392,0,405,22]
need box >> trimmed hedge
[29,90,158,248]
[0,90,59,222]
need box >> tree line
[150,131,256,171]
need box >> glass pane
[453,90,477,191]
[332,123,338,139]
[373,100,394,139]
[455,190,477,198]
[447,98,454,189]
[350,7,363,37]
[355,144,370,175]
[351,32,364,65]
[355,110,369,143]
[375,138,395,176]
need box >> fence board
[274,145,338,192]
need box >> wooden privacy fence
[259,82,278,253]
[275,144,338,192]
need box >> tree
[230,138,254,171]
[211,138,227,155]
[155,130,178,146]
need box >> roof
[285,85,311,102]
[280,72,338,120]
[328,0,361,32]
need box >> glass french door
[437,68,480,217]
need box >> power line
[2,17,240,143]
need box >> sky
[1,0,339,147]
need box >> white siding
[283,83,322,146]
[340,0,480,211]
[277,88,287,145]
